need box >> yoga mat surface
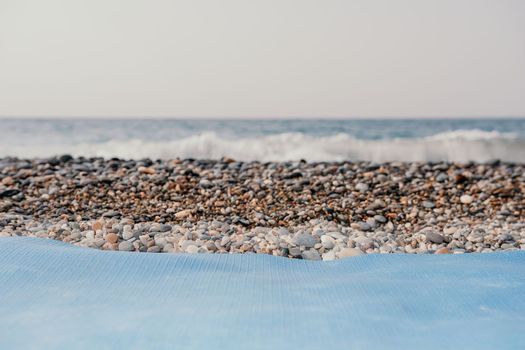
[1,237,524,349]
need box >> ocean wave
[425,129,519,141]
[0,130,524,162]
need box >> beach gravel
[0,157,524,259]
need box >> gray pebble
[355,183,369,192]
[425,231,444,244]
[374,215,387,224]
[422,201,435,209]
[301,249,321,260]
[292,233,316,248]
[118,241,134,251]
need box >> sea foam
[0,129,523,162]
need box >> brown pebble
[105,232,119,244]
[222,157,236,163]
[92,220,104,231]
[175,209,191,219]
[138,166,155,174]
[102,242,118,250]
[1,176,14,186]
[435,247,451,254]
[455,173,468,183]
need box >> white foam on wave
[1,130,524,162]
[426,129,519,141]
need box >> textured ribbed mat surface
[1,237,524,350]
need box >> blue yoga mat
[1,237,524,349]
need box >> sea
[0,118,524,162]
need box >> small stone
[355,183,369,192]
[366,218,377,229]
[460,195,473,204]
[175,210,191,219]
[292,233,316,248]
[105,233,118,244]
[443,227,457,235]
[322,250,336,261]
[358,222,371,231]
[289,247,302,257]
[1,176,14,186]
[92,221,104,231]
[452,229,468,239]
[185,245,199,254]
[199,179,212,188]
[70,231,82,240]
[425,231,444,244]
[301,249,321,260]
[147,246,161,253]
[422,201,435,209]
[0,189,20,198]
[455,173,468,183]
[337,248,364,258]
[374,215,387,224]
[139,234,150,245]
[435,247,451,254]
[102,242,117,250]
[501,243,516,250]
[467,231,485,243]
[85,230,95,240]
[138,166,155,174]
[436,173,448,182]
[220,236,230,246]
[59,154,73,163]
[320,235,335,249]
[118,241,133,251]
[497,233,514,242]
[122,230,134,240]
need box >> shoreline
[1,157,524,259]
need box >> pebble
[147,246,161,253]
[1,176,14,186]
[358,222,371,231]
[220,236,231,246]
[467,231,485,243]
[443,227,457,235]
[122,230,135,240]
[175,210,191,219]
[355,183,369,192]
[460,195,474,204]
[199,179,212,188]
[374,215,387,224]
[301,249,321,260]
[292,233,316,248]
[425,231,444,244]
[185,245,199,254]
[322,250,336,261]
[118,241,133,251]
[289,247,301,257]
[102,211,119,218]
[92,221,104,231]
[337,248,364,258]
[320,235,335,249]
[0,189,20,198]
[436,173,448,182]
[138,166,155,174]
[422,201,435,209]
[435,247,451,254]
[105,233,118,244]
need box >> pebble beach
[1,156,524,260]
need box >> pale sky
[0,0,524,118]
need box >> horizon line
[1,115,525,120]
